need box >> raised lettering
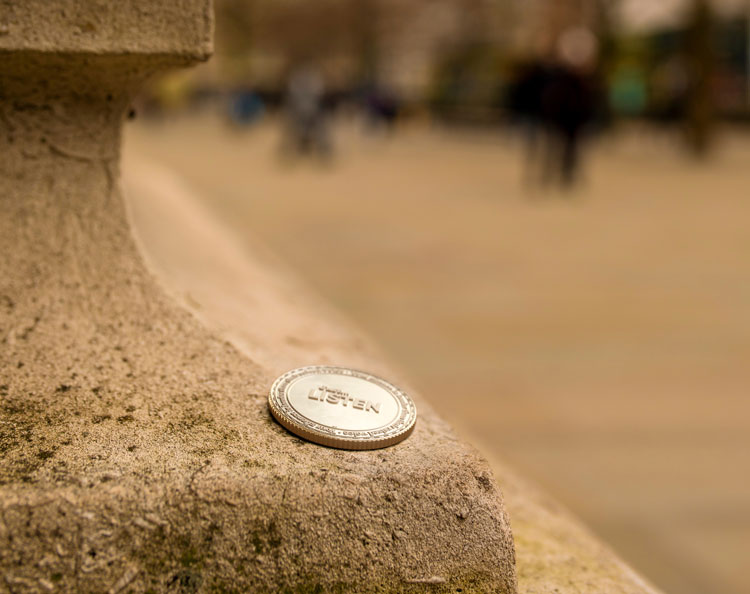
[309,388,381,413]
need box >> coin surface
[268,366,417,450]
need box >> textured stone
[0,1,516,591]
[0,0,212,57]
[123,155,663,594]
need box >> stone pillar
[0,2,516,592]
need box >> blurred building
[213,0,515,102]
[145,0,750,123]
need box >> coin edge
[268,366,417,450]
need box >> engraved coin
[268,366,417,450]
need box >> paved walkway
[124,115,750,594]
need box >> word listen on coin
[268,366,417,450]
[307,385,381,413]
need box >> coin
[268,366,417,450]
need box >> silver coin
[268,366,417,450]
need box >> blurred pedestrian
[509,28,601,190]
[538,28,601,188]
[363,83,400,133]
[650,56,689,126]
[507,56,549,184]
[227,86,265,127]
[282,64,332,160]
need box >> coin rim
[268,366,417,450]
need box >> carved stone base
[0,4,516,592]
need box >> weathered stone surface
[124,157,663,594]
[124,156,663,594]
[0,1,516,592]
[0,0,212,57]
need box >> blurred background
[123,1,750,592]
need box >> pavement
[123,114,750,594]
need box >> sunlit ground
[125,113,750,594]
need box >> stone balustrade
[0,1,658,592]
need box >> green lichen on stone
[0,14,517,591]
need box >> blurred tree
[353,0,379,85]
[684,0,715,156]
[215,0,257,83]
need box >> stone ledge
[0,72,515,588]
[123,155,663,594]
[0,0,213,58]
[2,450,513,592]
